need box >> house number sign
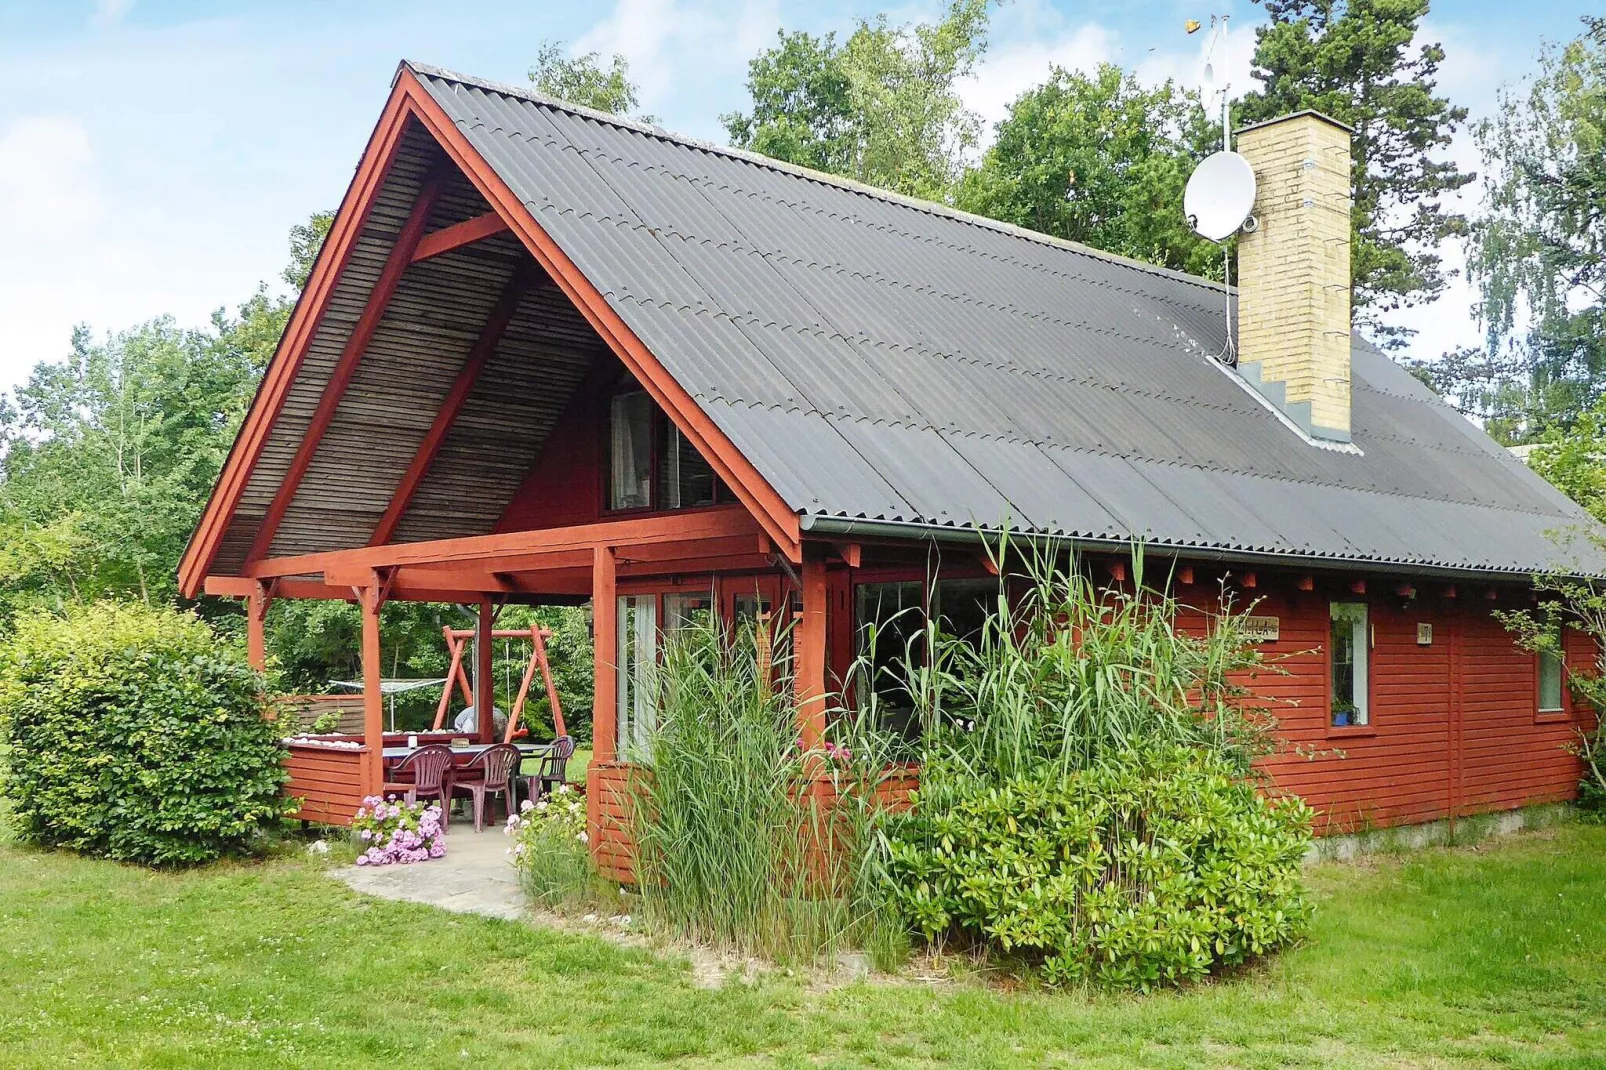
[1242,615,1281,643]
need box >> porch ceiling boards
[209,123,606,575]
[403,62,1606,577]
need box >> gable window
[1329,602,1369,727]
[1538,628,1565,714]
[661,424,717,509]
[606,389,727,512]
[608,392,653,510]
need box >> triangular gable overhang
[178,65,801,598]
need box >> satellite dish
[1184,150,1256,242]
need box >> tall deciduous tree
[724,0,991,201]
[530,40,650,120]
[957,64,1223,277]
[1236,0,1473,346]
[1433,18,1606,440]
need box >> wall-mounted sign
[1243,615,1281,643]
[1417,623,1433,646]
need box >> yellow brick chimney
[1234,111,1354,444]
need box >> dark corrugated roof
[409,61,1606,576]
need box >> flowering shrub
[506,784,594,906]
[352,795,446,865]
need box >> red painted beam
[369,260,544,546]
[410,209,510,263]
[244,164,450,565]
[246,506,763,578]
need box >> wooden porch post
[592,546,617,763]
[359,585,384,797]
[794,551,829,751]
[475,599,495,744]
[246,580,270,672]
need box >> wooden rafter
[368,259,545,546]
[176,96,418,598]
[410,209,510,263]
[243,162,450,565]
[181,72,804,598]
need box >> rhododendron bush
[353,795,446,865]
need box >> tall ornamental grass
[630,620,902,966]
[888,539,1278,781]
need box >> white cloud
[961,23,1114,133]
[0,116,103,238]
[575,0,729,107]
[91,0,135,28]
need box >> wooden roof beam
[244,506,762,579]
[369,259,545,546]
[410,210,511,263]
[243,161,450,566]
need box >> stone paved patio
[334,821,525,920]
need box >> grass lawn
[1,823,1602,1069]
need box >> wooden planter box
[283,740,369,826]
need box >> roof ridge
[401,59,1232,298]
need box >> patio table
[380,742,553,769]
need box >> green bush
[0,600,293,865]
[885,744,1313,990]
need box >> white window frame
[1538,630,1565,714]
[1329,601,1370,728]
[616,594,657,760]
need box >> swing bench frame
[431,626,566,743]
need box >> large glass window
[933,578,996,646]
[1539,628,1565,713]
[1329,602,1369,727]
[616,595,657,759]
[608,392,653,510]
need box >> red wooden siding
[494,361,609,532]
[836,568,1588,836]
[588,761,637,884]
[284,743,369,826]
[1182,582,1588,832]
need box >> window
[661,424,717,509]
[855,582,923,735]
[1539,628,1565,714]
[933,578,996,646]
[663,591,716,636]
[608,392,653,510]
[1329,602,1369,727]
[616,595,657,759]
[606,390,727,512]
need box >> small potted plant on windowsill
[1331,703,1355,728]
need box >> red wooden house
[181,64,1603,869]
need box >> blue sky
[0,0,1592,395]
